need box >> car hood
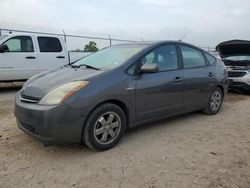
[21,66,105,99]
[216,40,250,58]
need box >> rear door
[37,36,68,72]
[135,44,184,122]
[0,35,38,81]
[179,45,211,111]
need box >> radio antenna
[179,35,186,42]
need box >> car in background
[0,33,89,82]
[15,41,228,151]
[216,40,250,92]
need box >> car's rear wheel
[82,103,126,151]
[203,87,223,115]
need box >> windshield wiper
[78,64,100,70]
[67,64,100,70]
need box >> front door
[0,36,38,81]
[135,44,184,122]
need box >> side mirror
[140,64,159,74]
[0,44,9,53]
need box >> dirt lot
[0,85,250,188]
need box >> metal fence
[200,47,218,56]
[0,27,141,51]
[0,27,218,55]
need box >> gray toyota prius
[15,41,228,151]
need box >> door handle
[25,56,36,59]
[56,56,65,59]
[208,72,214,77]
[174,77,183,83]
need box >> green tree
[84,41,98,52]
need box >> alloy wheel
[210,91,222,112]
[93,112,121,145]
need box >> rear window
[204,53,216,65]
[38,37,62,52]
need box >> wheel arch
[216,84,225,97]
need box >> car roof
[113,40,181,46]
[112,41,207,53]
[3,33,64,39]
[113,40,200,47]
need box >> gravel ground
[0,85,250,188]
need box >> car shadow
[126,111,201,136]
[228,89,250,95]
[0,87,21,92]
[0,83,23,94]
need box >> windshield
[0,35,7,41]
[73,45,147,69]
[224,56,250,61]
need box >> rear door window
[204,53,216,65]
[3,36,34,52]
[180,45,206,68]
[38,37,62,52]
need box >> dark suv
[15,41,228,151]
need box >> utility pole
[108,34,112,46]
[62,30,66,43]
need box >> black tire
[203,87,223,115]
[82,103,126,151]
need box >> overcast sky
[0,0,250,48]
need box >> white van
[0,33,88,82]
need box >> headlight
[39,81,89,105]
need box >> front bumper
[14,91,86,145]
[228,71,250,91]
[228,81,250,91]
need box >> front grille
[228,71,247,78]
[20,93,40,104]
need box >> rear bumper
[14,91,86,145]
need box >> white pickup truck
[0,33,89,82]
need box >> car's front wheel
[203,87,223,115]
[82,103,126,151]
